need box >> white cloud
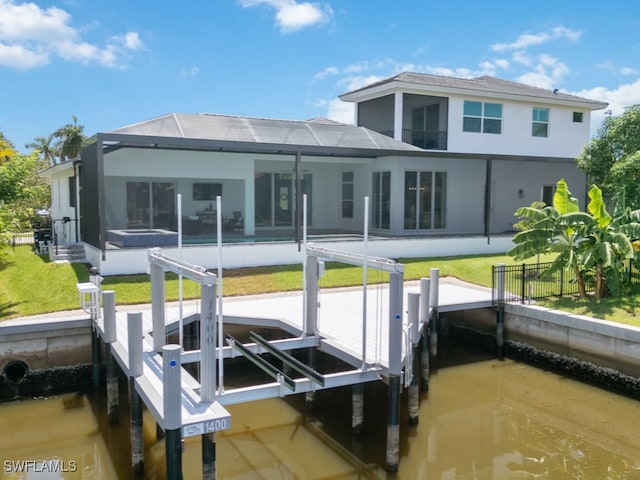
[620,66,638,75]
[0,0,143,70]
[121,32,143,51]
[180,66,200,78]
[314,65,338,80]
[238,0,332,33]
[573,78,640,133]
[515,54,570,89]
[491,25,581,52]
[326,98,354,124]
[0,42,48,69]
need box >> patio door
[254,173,311,228]
[372,171,390,229]
[126,181,175,229]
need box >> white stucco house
[41,72,607,275]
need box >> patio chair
[226,211,243,232]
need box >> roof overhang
[91,132,577,165]
[37,159,76,179]
[95,132,421,159]
[340,80,608,111]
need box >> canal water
[2,352,640,479]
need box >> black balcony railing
[403,130,447,150]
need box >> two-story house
[339,72,607,235]
[41,72,607,274]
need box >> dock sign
[183,415,231,437]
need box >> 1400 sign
[182,418,229,437]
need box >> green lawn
[1,245,639,327]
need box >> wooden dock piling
[103,291,119,424]
[202,432,216,479]
[352,383,364,434]
[127,312,144,477]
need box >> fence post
[559,267,564,297]
[520,263,526,304]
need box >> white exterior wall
[446,95,591,158]
[85,235,514,275]
[48,167,78,245]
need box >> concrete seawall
[444,303,640,378]
[0,313,92,381]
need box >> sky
[2,0,640,153]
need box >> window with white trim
[463,101,502,134]
[532,107,549,137]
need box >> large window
[532,107,549,137]
[254,173,311,227]
[463,101,502,134]
[341,171,354,218]
[126,181,175,229]
[404,171,447,230]
[372,171,390,229]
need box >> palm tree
[53,115,86,163]
[25,134,58,168]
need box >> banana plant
[509,179,640,298]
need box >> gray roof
[340,72,608,109]
[108,113,423,153]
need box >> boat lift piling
[419,278,431,392]
[429,268,440,369]
[127,312,144,477]
[102,290,119,424]
[407,292,420,426]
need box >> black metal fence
[492,260,640,304]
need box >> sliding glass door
[372,171,390,229]
[403,171,446,230]
[254,173,312,228]
[126,181,175,229]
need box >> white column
[394,91,404,141]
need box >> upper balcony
[356,93,449,151]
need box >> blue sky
[2,0,640,152]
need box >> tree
[53,115,86,163]
[0,132,16,164]
[509,179,640,298]
[25,134,57,169]
[0,130,51,259]
[577,105,640,207]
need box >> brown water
[2,358,640,479]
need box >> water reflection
[2,358,640,479]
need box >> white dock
[77,246,495,476]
